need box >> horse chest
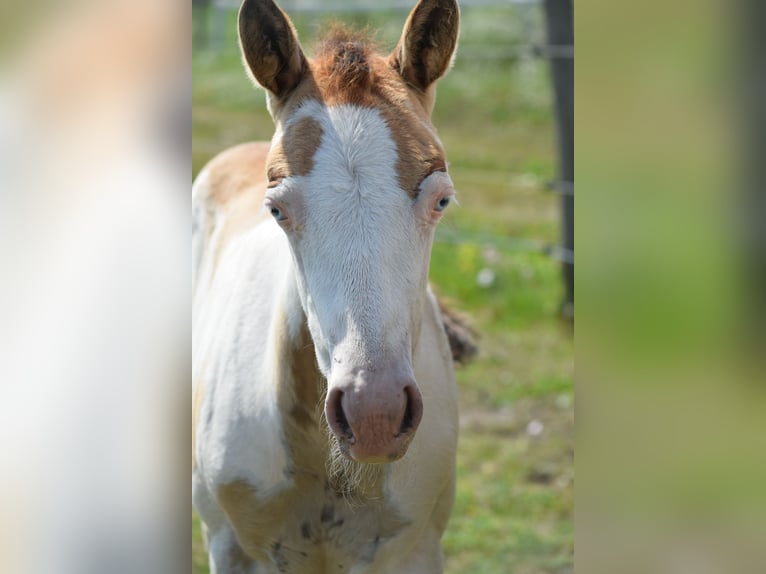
[221,478,412,574]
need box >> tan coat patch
[218,476,410,571]
[267,116,325,182]
[207,141,271,208]
[198,142,272,274]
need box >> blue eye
[434,197,451,212]
[269,206,288,222]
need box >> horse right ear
[390,0,460,92]
[238,0,306,100]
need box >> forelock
[311,25,382,104]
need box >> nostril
[327,389,354,441]
[400,396,414,435]
[399,385,423,436]
[336,401,352,438]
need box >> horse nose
[325,376,423,464]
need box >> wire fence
[194,0,574,307]
[202,0,571,61]
[211,0,542,10]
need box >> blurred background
[576,1,766,573]
[192,1,574,572]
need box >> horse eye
[270,206,288,222]
[434,197,451,212]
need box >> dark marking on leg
[271,540,289,572]
[301,522,311,540]
[320,504,335,523]
[227,540,254,572]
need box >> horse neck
[273,265,326,435]
[272,271,362,494]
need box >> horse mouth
[331,428,414,465]
[335,439,408,465]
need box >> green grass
[193,5,572,573]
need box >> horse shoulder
[193,142,296,499]
[193,142,272,291]
[193,224,293,464]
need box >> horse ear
[238,0,306,100]
[390,0,460,91]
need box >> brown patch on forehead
[312,31,446,197]
[360,59,447,197]
[267,115,324,181]
[374,82,447,197]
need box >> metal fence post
[192,0,211,51]
[543,0,574,320]
[211,0,227,53]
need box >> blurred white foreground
[0,1,188,572]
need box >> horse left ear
[390,0,460,92]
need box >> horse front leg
[205,524,261,574]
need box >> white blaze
[283,101,432,375]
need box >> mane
[313,24,380,97]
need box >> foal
[193,1,460,572]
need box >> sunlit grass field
[193,4,573,573]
